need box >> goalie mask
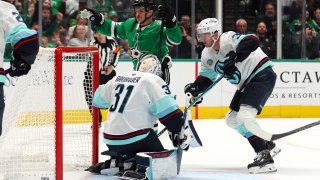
[137,55,162,77]
[197,18,221,46]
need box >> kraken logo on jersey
[215,61,241,84]
[130,43,149,63]
[215,61,224,75]
[227,71,241,84]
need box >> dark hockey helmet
[132,0,155,11]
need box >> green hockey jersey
[96,18,182,69]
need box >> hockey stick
[271,120,320,141]
[246,119,320,141]
[157,75,224,137]
[157,2,164,58]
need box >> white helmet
[137,54,162,77]
[197,18,221,43]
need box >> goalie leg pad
[121,149,178,180]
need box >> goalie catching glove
[80,8,105,30]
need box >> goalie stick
[176,92,192,175]
[176,75,225,174]
[157,75,224,137]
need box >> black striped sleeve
[159,109,184,134]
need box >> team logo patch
[207,59,213,66]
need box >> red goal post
[55,47,100,180]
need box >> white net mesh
[0,47,98,180]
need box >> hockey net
[0,47,99,180]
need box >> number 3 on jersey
[109,84,134,113]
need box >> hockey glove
[8,58,31,77]
[161,56,172,69]
[184,83,200,97]
[168,131,179,147]
[168,118,194,151]
[168,131,190,150]
[222,51,238,78]
[80,8,105,30]
[158,5,176,28]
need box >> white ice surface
[65,118,320,180]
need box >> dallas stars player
[80,0,182,85]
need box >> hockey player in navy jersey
[184,18,280,174]
[0,1,39,136]
[87,55,199,179]
[80,0,182,85]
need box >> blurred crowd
[5,0,320,60]
[5,0,131,60]
[172,0,320,60]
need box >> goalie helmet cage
[0,47,99,180]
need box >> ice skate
[248,150,277,174]
[266,141,281,158]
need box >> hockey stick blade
[271,120,320,141]
[176,147,183,174]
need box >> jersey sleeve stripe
[103,131,150,145]
[93,86,110,108]
[149,96,179,118]
[104,128,151,139]
[166,37,180,46]
[6,25,37,46]
[199,68,218,81]
[13,34,38,50]
[159,109,184,134]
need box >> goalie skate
[114,165,147,180]
[115,171,147,180]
